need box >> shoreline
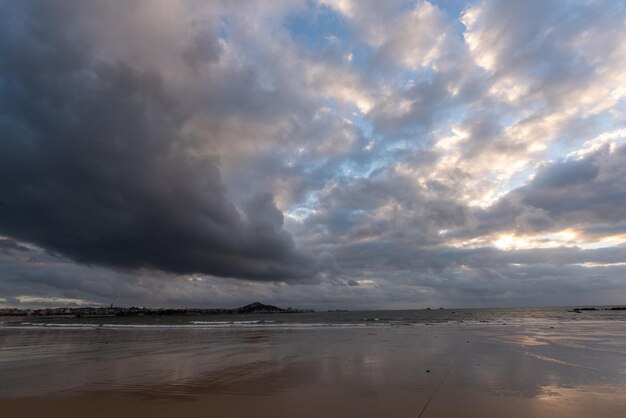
[1,321,625,417]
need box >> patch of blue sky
[347,110,375,139]
[284,1,350,50]
[425,0,471,41]
[348,42,376,71]
[441,103,469,128]
[328,113,395,179]
[388,1,470,39]
[284,192,320,222]
[336,114,400,171]
[285,205,316,222]
[497,111,520,130]
[384,0,466,19]
[283,0,375,70]
[430,0,470,20]
[543,111,620,161]
[504,166,535,192]
[336,159,376,180]
[218,15,230,40]
[529,61,565,82]
[337,139,409,180]
[388,67,438,91]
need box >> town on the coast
[0,302,314,317]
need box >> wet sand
[1,322,625,417]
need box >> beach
[1,311,625,417]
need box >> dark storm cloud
[0,2,315,282]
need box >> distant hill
[0,301,314,317]
[236,302,285,313]
[235,302,313,314]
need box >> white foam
[3,322,370,330]
[2,318,625,331]
[190,320,275,325]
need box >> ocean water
[2,306,626,329]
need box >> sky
[1,0,626,310]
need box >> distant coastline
[2,303,625,319]
[0,302,314,318]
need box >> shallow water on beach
[1,310,626,417]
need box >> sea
[2,306,626,330]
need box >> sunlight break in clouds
[1,0,625,309]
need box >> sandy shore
[3,385,625,418]
[1,322,625,417]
